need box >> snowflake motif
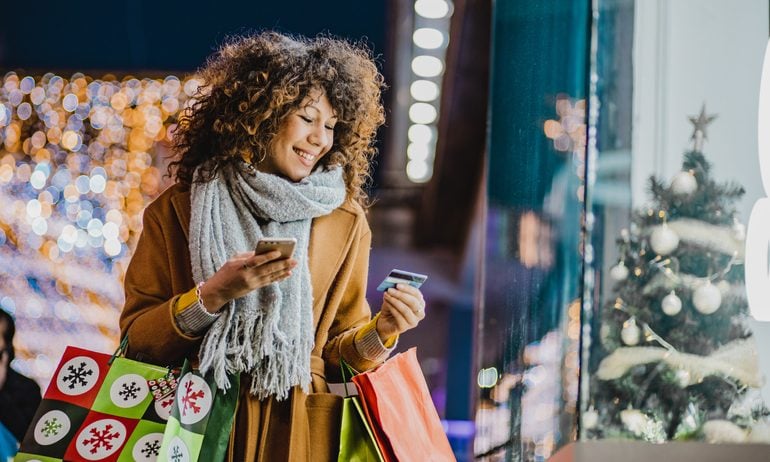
[118,381,141,401]
[140,439,161,458]
[171,445,183,462]
[42,418,63,437]
[82,423,121,454]
[180,379,205,416]
[63,361,94,389]
[160,397,174,409]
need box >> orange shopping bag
[351,347,456,462]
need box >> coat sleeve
[321,218,386,374]
[120,205,201,366]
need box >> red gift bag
[352,348,456,462]
[16,342,177,462]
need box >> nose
[308,124,329,147]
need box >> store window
[476,0,770,460]
[475,2,589,460]
[583,0,770,446]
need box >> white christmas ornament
[702,420,747,443]
[733,221,746,241]
[650,225,679,255]
[621,319,641,346]
[582,408,598,430]
[693,282,722,314]
[671,171,698,195]
[675,369,691,388]
[661,291,682,316]
[610,262,629,281]
[620,409,649,436]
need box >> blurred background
[0,0,490,458]
[15,1,766,460]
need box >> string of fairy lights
[0,71,202,388]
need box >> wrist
[375,315,394,342]
[198,281,225,313]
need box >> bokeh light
[411,55,444,78]
[415,0,451,19]
[0,70,193,388]
[413,28,445,49]
[410,80,440,102]
[409,102,438,124]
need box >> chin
[286,169,312,182]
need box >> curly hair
[169,31,386,206]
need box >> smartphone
[255,237,297,260]
[376,269,428,292]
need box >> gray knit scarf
[189,161,346,400]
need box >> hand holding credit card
[376,269,428,291]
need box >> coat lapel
[169,187,191,241]
[308,206,356,324]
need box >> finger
[387,287,423,312]
[269,270,293,282]
[251,268,293,288]
[396,283,425,302]
[381,299,413,330]
[242,251,287,269]
[258,258,297,275]
[390,290,425,320]
[250,264,295,286]
[384,292,419,324]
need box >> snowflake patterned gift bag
[15,344,177,462]
[158,360,239,462]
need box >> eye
[299,115,313,123]
[325,125,335,131]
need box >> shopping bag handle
[339,358,360,397]
[108,337,130,365]
[108,337,177,377]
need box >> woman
[120,32,426,461]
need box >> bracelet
[195,281,211,312]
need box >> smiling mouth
[294,148,317,162]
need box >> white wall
[632,0,770,405]
[633,0,768,222]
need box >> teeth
[294,149,315,161]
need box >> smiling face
[259,89,338,182]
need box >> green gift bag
[16,339,177,462]
[338,361,384,462]
[158,360,239,462]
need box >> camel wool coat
[120,183,386,461]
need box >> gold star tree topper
[689,103,717,152]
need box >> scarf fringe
[191,164,344,400]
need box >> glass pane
[475,2,590,460]
[583,0,770,445]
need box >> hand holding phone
[255,237,297,260]
[376,269,428,292]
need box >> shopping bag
[352,348,456,462]
[16,340,177,461]
[338,361,384,462]
[158,359,239,462]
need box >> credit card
[376,269,428,291]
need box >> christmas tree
[584,106,770,443]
